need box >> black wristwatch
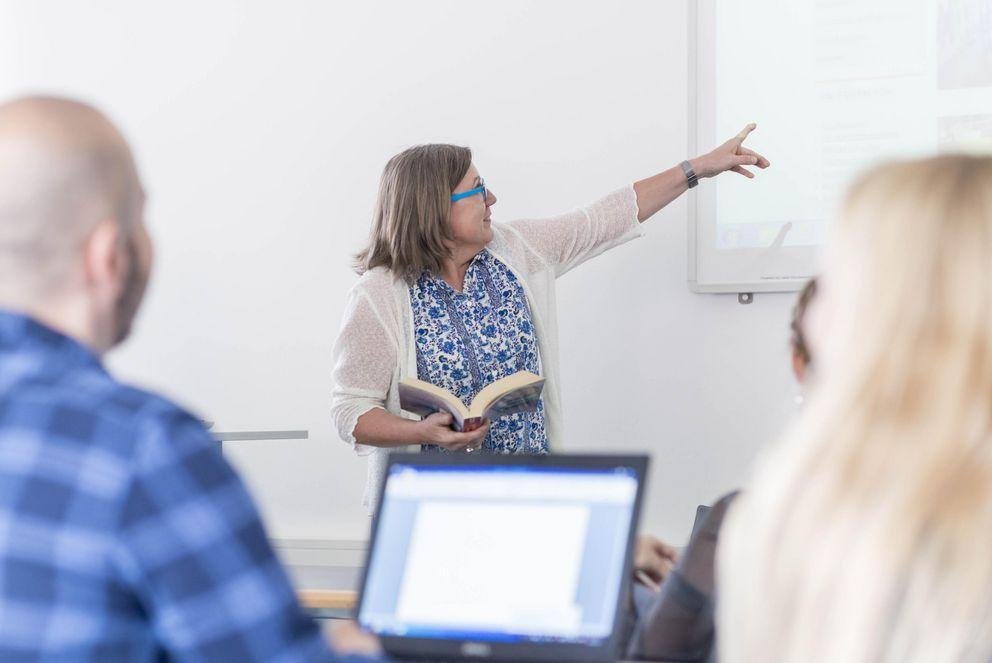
[680,160,698,188]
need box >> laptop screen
[357,461,640,646]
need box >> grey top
[627,492,739,662]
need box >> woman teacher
[332,126,769,508]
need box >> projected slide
[713,0,992,251]
[692,0,992,292]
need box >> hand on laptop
[418,412,490,451]
[633,535,679,592]
[327,620,383,657]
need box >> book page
[468,371,544,418]
[480,382,544,421]
[399,378,470,426]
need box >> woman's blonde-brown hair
[356,144,472,280]
[718,155,992,663]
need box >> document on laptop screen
[395,501,589,635]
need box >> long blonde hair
[718,155,992,663]
[356,144,471,280]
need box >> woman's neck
[439,250,479,292]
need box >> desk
[288,565,678,662]
[289,564,359,620]
[212,429,309,453]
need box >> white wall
[550,0,798,536]
[0,0,798,544]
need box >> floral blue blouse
[410,250,549,454]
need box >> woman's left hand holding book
[417,411,490,452]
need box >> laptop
[356,452,649,662]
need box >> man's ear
[82,217,125,300]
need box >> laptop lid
[356,452,648,662]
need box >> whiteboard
[0,0,692,541]
[690,0,992,293]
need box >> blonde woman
[718,155,992,663]
[331,129,769,509]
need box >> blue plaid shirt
[0,310,382,662]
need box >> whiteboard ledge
[688,278,806,295]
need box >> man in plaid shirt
[0,96,385,661]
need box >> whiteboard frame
[687,0,813,295]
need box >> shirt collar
[422,250,489,297]
[0,308,105,372]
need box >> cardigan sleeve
[330,286,398,456]
[497,185,642,277]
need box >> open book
[399,371,545,433]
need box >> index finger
[733,122,757,147]
[428,411,453,425]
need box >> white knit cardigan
[331,185,643,510]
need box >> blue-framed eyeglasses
[451,178,488,203]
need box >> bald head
[0,96,143,297]
[0,96,151,352]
